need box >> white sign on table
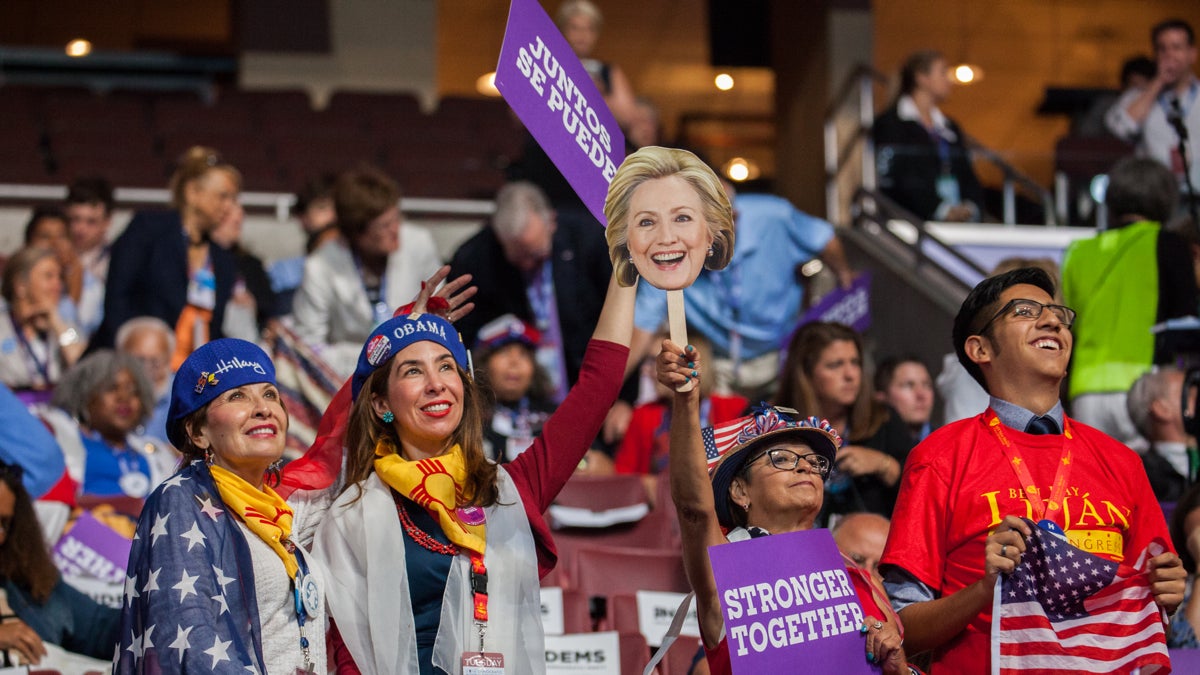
[636,590,700,647]
[540,586,566,635]
[544,631,621,675]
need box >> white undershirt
[236,520,327,673]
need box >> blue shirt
[80,432,151,498]
[400,496,454,675]
[0,382,64,497]
[633,193,834,359]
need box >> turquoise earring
[381,411,395,424]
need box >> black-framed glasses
[976,298,1076,336]
[743,448,832,480]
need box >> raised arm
[508,275,637,511]
[659,339,727,648]
[591,273,638,347]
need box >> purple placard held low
[708,528,876,674]
[1169,649,1200,670]
[781,272,872,351]
[52,510,132,584]
[496,0,625,225]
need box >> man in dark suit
[449,181,613,405]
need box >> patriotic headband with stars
[705,404,842,529]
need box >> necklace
[397,501,458,556]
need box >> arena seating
[0,84,524,198]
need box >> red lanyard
[984,410,1074,522]
[469,552,489,623]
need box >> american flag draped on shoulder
[116,461,267,674]
[991,518,1171,674]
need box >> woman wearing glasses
[657,342,913,674]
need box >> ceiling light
[65,39,92,58]
[476,72,500,97]
[714,73,735,91]
[724,157,759,182]
[951,64,982,85]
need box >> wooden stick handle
[667,290,696,393]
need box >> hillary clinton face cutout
[604,146,734,289]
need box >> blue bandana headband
[167,338,277,448]
[351,312,469,400]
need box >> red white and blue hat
[706,404,842,528]
[475,313,541,352]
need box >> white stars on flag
[149,513,170,544]
[173,569,200,601]
[168,624,192,663]
[180,521,207,552]
[204,635,233,668]
[142,567,162,594]
[197,494,224,521]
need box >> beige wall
[240,0,438,109]
[873,0,1200,186]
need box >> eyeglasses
[743,448,832,480]
[976,298,1076,336]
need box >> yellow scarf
[209,464,299,579]
[373,441,487,556]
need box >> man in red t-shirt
[880,267,1186,673]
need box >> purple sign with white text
[496,0,625,225]
[52,511,131,584]
[782,272,872,350]
[708,529,876,674]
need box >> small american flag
[991,519,1171,674]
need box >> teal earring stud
[381,411,395,424]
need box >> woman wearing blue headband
[314,270,637,674]
[116,338,328,674]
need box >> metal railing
[824,64,1057,228]
[0,183,495,222]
